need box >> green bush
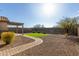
[37,32,40,33]
[1,32,15,44]
[32,32,35,33]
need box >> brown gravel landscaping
[14,34,79,56]
[0,36,34,51]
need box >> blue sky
[0,3,79,28]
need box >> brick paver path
[0,36,43,56]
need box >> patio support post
[22,24,24,35]
[16,25,18,34]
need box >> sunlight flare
[42,4,57,17]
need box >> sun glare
[42,4,57,17]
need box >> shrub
[32,32,35,33]
[1,32,15,44]
[43,32,46,34]
[37,32,40,33]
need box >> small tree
[33,24,45,33]
[70,18,78,35]
[33,24,44,28]
[58,17,78,36]
[58,18,71,34]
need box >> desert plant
[58,17,78,36]
[1,32,15,44]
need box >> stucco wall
[0,22,8,30]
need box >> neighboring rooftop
[0,16,24,25]
[0,16,9,22]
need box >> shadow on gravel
[0,44,6,48]
[67,36,79,43]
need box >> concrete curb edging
[0,35,43,56]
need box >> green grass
[24,33,48,38]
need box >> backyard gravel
[14,34,79,56]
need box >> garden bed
[0,35,34,51]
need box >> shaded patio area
[0,16,24,34]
